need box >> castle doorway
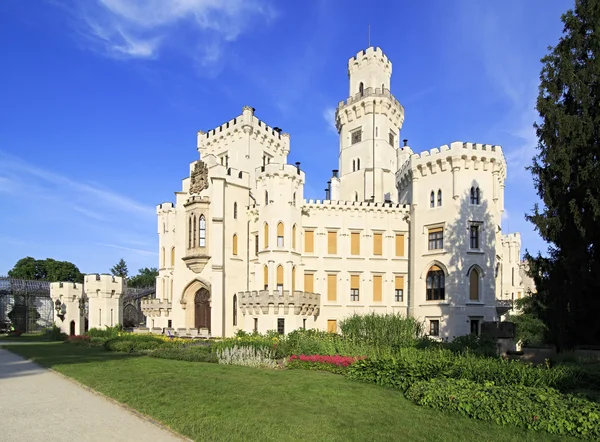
[69,320,76,336]
[194,288,211,332]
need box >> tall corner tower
[335,47,405,202]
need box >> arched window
[233,294,237,326]
[430,191,435,208]
[233,202,237,219]
[162,278,166,299]
[193,215,197,248]
[264,223,269,248]
[437,190,442,206]
[292,266,296,292]
[199,215,206,247]
[232,234,238,256]
[161,247,165,268]
[292,224,297,250]
[470,186,480,205]
[357,158,361,170]
[355,191,359,202]
[276,265,284,293]
[381,83,385,92]
[352,159,356,172]
[170,247,175,267]
[359,82,364,95]
[292,192,296,207]
[263,265,269,289]
[469,268,480,301]
[277,222,284,247]
[169,279,173,302]
[188,216,192,249]
[426,265,445,300]
[265,191,269,206]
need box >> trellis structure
[0,276,156,333]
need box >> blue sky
[0,0,573,276]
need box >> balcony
[238,290,320,316]
[182,250,210,274]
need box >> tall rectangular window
[328,231,337,254]
[255,234,259,256]
[254,318,258,333]
[389,132,395,146]
[395,275,404,302]
[327,319,337,333]
[304,273,314,293]
[429,320,440,336]
[395,233,405,257]
[305,230,314,253]
[350,275,360,301]
[351,129,362,144]
[470,319,480,336]
[428,227,443,250]
[327,274,337,302]
[373,275,382,302]
[470,225,480,249]
[351,232,360,255]
[373,233,383,255]
[277,318,285,335]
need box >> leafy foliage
[128,267,158,288]
[150,346,217,363]
[109,258,128,279]
[44,325,67,342]
[8,256,83,282]
[526,0,600,349]
[216,345,278,368]
[406,378,600,439]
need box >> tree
[110,258,129,279]
[526,0,600,350]
[128,267,158,288]
[8,257,83,283]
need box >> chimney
[325,188,330,200]
[403,139,408,147]
[332,169,338,178]
[295,162,301,174]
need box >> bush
[65,335,91,346]
[406,378,600,439]
[87,325,122,339]
[216,345,278,369]
[287,354,365,374]
[44,325,67,342]
[104,335,166,353]
[150,346,217,363]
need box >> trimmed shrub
[87,325,122,339]
[406,378,600,440]
[104,335,166,353]
[150,346,217,363]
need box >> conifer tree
[526,0,600,349]
[110,258,129,280]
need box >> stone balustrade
[141,299,172,316]
[237,290,320,316]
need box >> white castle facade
[51,47,528,340]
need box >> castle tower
[50,281,84,335]
[85,274,124,329]
[335,47,405,203]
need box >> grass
[0,333,48,341]
[2,342,579,442]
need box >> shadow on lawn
[0,342,139,380]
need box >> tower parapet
[85,274,124,329]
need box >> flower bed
[287,354,366,374]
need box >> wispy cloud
[323,107,337,134]
[95,243,157,256]
[62,0,277,65]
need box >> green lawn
[2,342,578,442]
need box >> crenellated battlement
[397,141,507,181]
[197,106,290,158]
[84,274,124,298]
[255,163,305,183]
[335,87,404,133]
[237,290,321,316]
[301,199,409,215]
[348,47,392,74]
[501,233,522,243]
[50,281,83,302]
[156,202,175,214]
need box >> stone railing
[141,299,172,316]
[238,290,320,316]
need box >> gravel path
[0,348,187,442]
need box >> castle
[51,46,528,340]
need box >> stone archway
[194,288,211,332]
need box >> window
[277,318,285,335]
[395,275,404,302]
[375,127,378,137]
[350,275,360,301]
[276,265,284,293]
[512,268,515,285]
[354,191,359,202]
[265,191,269,205]
[373,233,382,255]
[351,232,360,255]
[263,265,269,290]
[357,158,361,169]
[430,191,435,208]
[277,222,284,247]
[199,215,206,247]
[327,274,337,302]
[352,159,356,172]
[469,268,479,301]
[428,228,443,250]
[303,318,307,330]
[233,295,237,326]
[188,216,192,248]
[426,266,445,300]
[429,320,440,336]
[304,273,314,293]
[264,223,269,248]
[232,234,238,256]
[373,275,382,302]
[255,234,259,256]
[437,190,442,206]
[470,187,480,205]
[168,320,172,328]
[327,319,337,333]
[470,319,480,336]
[193,215,197,247]
[292,225,297,250]
[233,202,237,219]
[162,279,165,300]
[254,318,258,333]
[470,225,480,249]
[328,231,337,254]
[170,247,175,267]
[359,82,364,95]
[389,132,395,146]
[169,279,173,302]
[292,192,296,207]
[292,266,296,292]
[304,230,314,253]
[518,291,522,299]
[352,130,362,145]
[395,233,405,257]
[161,247,165,268]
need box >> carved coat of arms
[189,161,209,194]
